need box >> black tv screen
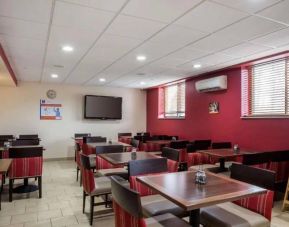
[84,95,122,120]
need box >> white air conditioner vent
[195,75,227,92]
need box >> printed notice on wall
[40,99,62,120]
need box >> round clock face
[46,89,57,99]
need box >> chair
[18,134,39,140]
[128,158,188,218]
[200,163,275,227]
[118,133,132,138]
[194,140,211,150]
[0,151,2,210]
[12,139,40,146]
[170,141,189,162]
[211,142,232,149]
[0,135,14,141]
[111,176,190,227]
[8,147,43,202]
[131,138,140,150]
[75,142,82,185]
[83,136,106,144]
[80,153,126,225]
[161,147,181,172]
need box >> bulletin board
[40,99,62,120]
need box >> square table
[98,152,158,166]
[137,171,266,227]
[87,141,132,153]
[199,149,254,172]
[0,159,12,174]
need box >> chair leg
[9,179,13,202]
[38,176,42,198]
[79,172,82,187]
[76,167,79,181]
[83,191,86,213]
[90,196,94,225]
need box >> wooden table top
[0,159,12,174]
[87,141,132,148]
[98,152,158,165]
[199,149,254,158]
[0,145,44,151]
[137,171,266,211]
[146,140,185,145]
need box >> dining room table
[98,151,159,166]
[87,141,132,153]
[198,149,254,173]
[137,170,266,227]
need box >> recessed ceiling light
[193,63,202,69]
[62,45,74,52]
[140,81,146,85]
[51,74,58,78]
[136,55,147,61]
[99,78,106,82]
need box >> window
[158,82,185,119]
[241,57,289,117]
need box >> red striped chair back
[80,154,95,194]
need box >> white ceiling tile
[187,32,243,53]
[0,16,49,40]
[61,0,127,12]
[175,1,248,33]
[0,0,52,23]
[258,0,289,25]
[106,15,166,41]
[216,16,286,41]
[122,0,202,23]
[167,48,210,62]
[53,1,114,32]
[250,28,289,48]
[149,25,207,48]
[151,57,190,68]
[220,42,272,58]
[212,0,282,14]
[17,68,42,81]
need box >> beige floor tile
[24,220,52,227]
[0,207,25,217]
[51,215,78,227]
[0,216,11,226]
[37,210,62,221]
[11,213,37,224]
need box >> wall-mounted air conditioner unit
[195,75,227,92]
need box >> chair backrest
[18,134,39,139]
[74,133,91,138]
[12,139,40,146]
[267,150,289,162]
[162,147,179,162]
[128,158,167,177]
[242,152,271,166]
[170,140,189,149]
[0,135,14,141]
[230,163,275,190]
[75,142,81,152]
[118,133,132,138]
[136,132,150,137]
[131,139,140,149]
[194,140,211,150]
[83,136,106,143]
[80,153,95,193]
[111,176,143,218]
[211,142,232,149]
[8,147,43,178]
[95,145,123,155]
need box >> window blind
[159,82,185,118]
[242,57,289,117]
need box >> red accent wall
[147,68,289,151]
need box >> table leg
[219,158,226,171]
[189,209,200,227]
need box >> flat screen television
[84,95,122,120]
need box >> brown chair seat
[141,194,188,218]
[95,167,128,178]
[200,202,270,227]
[145,213,191,227]
[91,176,111,195]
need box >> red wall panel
[146,68,289,151]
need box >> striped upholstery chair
[128,158,188,218]
[161,147,181,172]
[111,176,191,227]
[8,147,43,202]
[201,163,275,227]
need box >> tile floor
[0,160,288,227]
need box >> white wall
[0,82,147,159]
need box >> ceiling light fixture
[99,78,106,82]
[140,81,146,85]
[136,55,147,61]
[62,45,74,52]
[51,74,58,78]
[193,63,202,69]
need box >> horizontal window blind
[242,57,289,117]
[159,82,185,118]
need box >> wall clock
[46,89,57,99]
